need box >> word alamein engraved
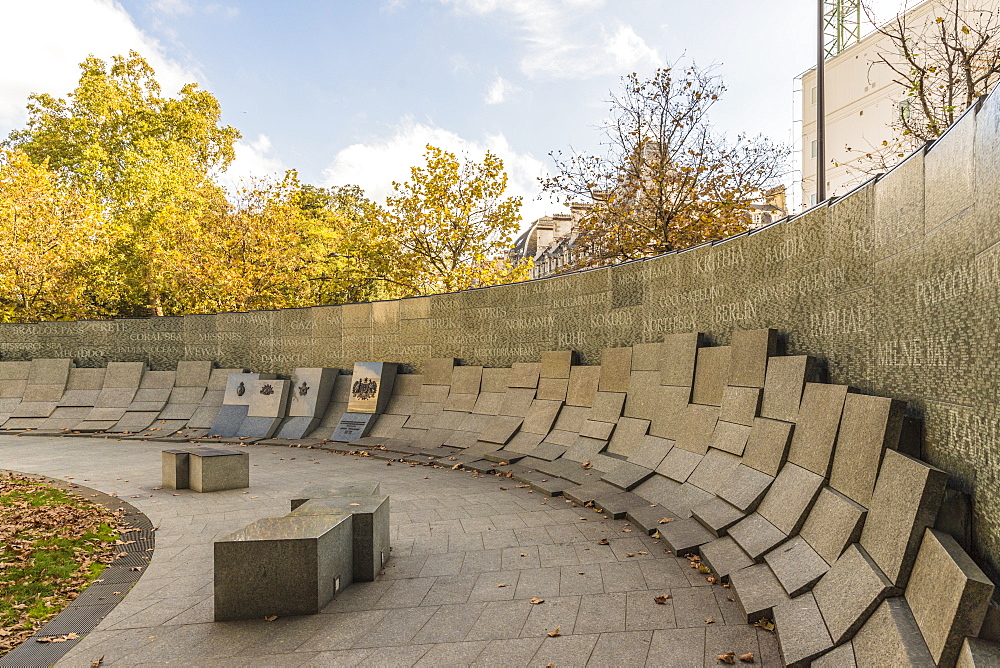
[351,377,378,401]
[259,383,274,396]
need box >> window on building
[811,86,817,105]
[810,140,817,158]
[810,193,818,206]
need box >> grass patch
[0,473,120,653]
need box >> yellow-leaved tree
[373,145,530,295]
[0,150,105,322]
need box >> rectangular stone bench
[214,514,353,621]
[162,448,249,492]
[291,494,390,581]
[289,482,381,511]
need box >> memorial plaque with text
[346,362,398,414]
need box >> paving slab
[760,355,817,422]
[691,345,730,406]
[773,591,834,667]
[423,358,455,386]
[811,641,858,668]
[958,637,1000,668]
[598,347,633,393]
[742,417,793,477]
[536,377,569,401]
[756,462,824,536]
[606,416,650,458]
[479,367,510,393]
[540,350,574,379]
[764,535,830,597]
[799,486,867,565]
[659,332,701,388]
[719,386,762,427]
[646,385,691,441]
[566,365,601,407]
[859,449,947,587]
[580,419,616,440]
[851,597,936,667]
[507,362,540,389]
[450,365,483,395]
[601,462,655,491]
[730,563,790,622]
[727,328,777,388]
[699,536,753,581]
[828,393,905,507]
[687,448,741,497]
[627,435,673,470]
[690,497,745,537]
[812,543,896,644]
[728,513,788,561]
[708,420,752,456]
[655,448,703,483]
[671,404,718,455]
[716,465,774,513]
[659,518,715,554]
[905,528,995,667]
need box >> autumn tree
[847,0,1000,173]
[372,145,530,295]
[0,150,105,322]
[543,64,788,267]
[4,51,240,317]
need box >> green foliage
[1,53,530,322]
[375,145,530,295]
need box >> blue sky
[1,0,911,224]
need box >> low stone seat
[214,514,353,621]
[161,449,191,489]
[188,448,249,492]
[290,495,390,581]
[290,482,381,511]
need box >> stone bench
[290,494,390,581]
[214,514,353,621]
[161,447,249,492]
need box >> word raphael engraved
[352,377,378,401]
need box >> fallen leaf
[529,597,545,604]
[638,551,648,555]
[349,503,361,506]
[739,652,755,663]
[626,552,635,557]
[547,626,561,637]
[705,617,716,624]
[496,583,507,588]
[654,594,670,604]
[717,651,736,664]
[754,618,775,632]
[658,517,674,524]
[598,538,609,545]
[264,615,278,621]
[706,576,717,583]
[91,657,105,667]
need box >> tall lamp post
[817,0,827,203]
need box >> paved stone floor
[0,435,780,667]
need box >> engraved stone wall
[2,91,1000,576]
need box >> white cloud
[152,0,192,15]
[322,118,556,227]
[217,134,288,192]
[0,0,199,134]
[438,0,661,78]
[484,76,518,104]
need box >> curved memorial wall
[1,86,1000,661]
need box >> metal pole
[817,0,827,203]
